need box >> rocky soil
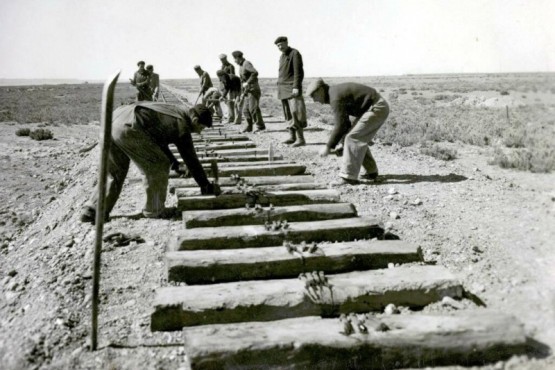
[1,102,554,369]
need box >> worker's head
[306,78,328,104]
[216,70,226,77]
[146,65,154,72]
[231,50,244,64]
[218,53,228,61]
[193,65,202,76]
[274,36,288,53]
[190,104,212,133]
[137,60,145,68]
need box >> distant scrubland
[1,74,553,172]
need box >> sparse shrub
[15,128,31,136]
[29,128,54,141]
[433,94,450,101]
[500,90,510,96]
[420,143,457,161]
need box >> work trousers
[226,90,242,124]
[243,89,265,129]
[281,95,307,129]
[340,98,389,180]
[87,108,170,217]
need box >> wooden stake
[91,70,120,351]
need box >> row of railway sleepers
[150,86,529,369]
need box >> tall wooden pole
[91,71,120,350]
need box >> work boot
[291,127,306,147]
[80,206,110,225]
[241,120,253,133]
[283,128,296,144]
[254,125,265,133]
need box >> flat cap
[191,104,213,127]
[137,60,145,66]
[306,78,326,96]
[216,70,226,76]
[231,50,243,58]
[218,53,227,59]
[274,36,288,44]
[193,65,201,70]
[146,64,153,70]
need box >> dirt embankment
[1,108,554,369]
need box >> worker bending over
[81,102,219,223]
[306,78,389,185]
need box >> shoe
[80,206,110,225]
[241,125,253,133]
[291,127,306,147]
[283,128,296,144]
[333,146,344,157]
[360,172,379,180]
[254,125,266,132]
[330,177,360,187]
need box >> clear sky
[1,0,554,80]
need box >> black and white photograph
[0,0,554,369]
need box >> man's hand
[242,82,249,89]
[171,162,187,176]
[319,146,331,157]
[292,88,299,97]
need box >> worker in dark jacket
[146,64,160,101]
[80,103,219,223]
[275,36,307,147]
[216,69,242,124]
[219,54,236,75]
[306,78,389,185]
[232,50,265,133]
[194,65,213,101]
[130,61,152,101]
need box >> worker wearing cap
[204,87,224,120]
[219,54,236,76]
[216,69,242,124]
[231,50,265,132]
[275,36,307,147]
[130,61,152,101]
[146,64,160,101]
[80,103,220,224]
[193,65,213,99]
[306,78,389,185]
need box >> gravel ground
[0,99,554,369]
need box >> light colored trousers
[87,118,170,218]
[340,98,389,180]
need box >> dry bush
[29,128,54,141]
[15,128,31,136]
[420,143,457,161]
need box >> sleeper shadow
[376,173,467,185]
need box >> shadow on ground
[376,173,467,184]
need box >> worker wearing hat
[81,102,219,224]
[231,50,265,132]
[146,64,160,101]
[216,69,242,124]
[218,54,236,76]
[306,78,389,185]
[130,60,152,101]
[275,36,308,147]
[194,65,213,100]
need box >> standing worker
[216,69,242,124]
[80,102,220,223]
[306,78,389,185]
[231,50,265,133]
[130,61,152,101]
[275,36,307,147]
[194,65,213,103]
[219,54,236,75]
[146,64,160,101]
